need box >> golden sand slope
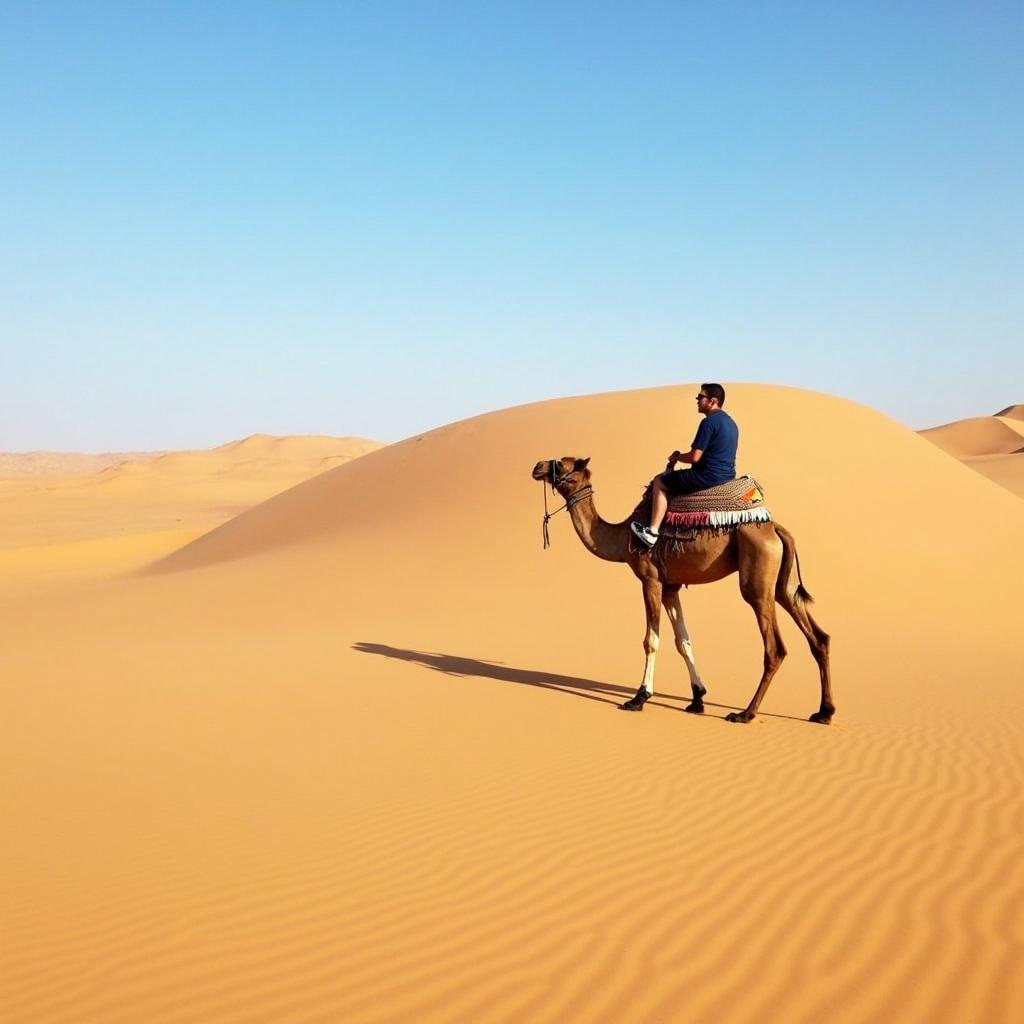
[919,409,1024,498]
[918,416,1024,458]
[0,434,381,572]
[2,385,1023,1024]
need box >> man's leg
[630,474,668,548]
[649,477,669,533]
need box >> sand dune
[996,415,1024,439]
[87,433,382,487]
[93,433,380,482]
[919,407,1024,498]
[918,415,1024,458]
[961,450,1024,498]
[2,384,1023,1023]
[0,449,164,477]
[0,434,381,564]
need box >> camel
[531,457,834,724]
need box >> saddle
[632,474,772,545]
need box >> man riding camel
[630,383,739,548]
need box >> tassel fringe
[663,507,773,529]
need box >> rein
[542,459,593,549]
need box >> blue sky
[2,2,1021,449]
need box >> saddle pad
[668,475,767,515]
[631,474,772,535]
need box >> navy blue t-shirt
[689,410,738,486]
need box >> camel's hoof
[809,710,834,725]
[618,692,650,712]
[726,710,755,724]
[684,701,705,715]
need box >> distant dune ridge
[2,384,1023,1024]
[0,449,165,477]
[0,433,380,482]
[918,405,1024,497]
[88,433,381,484]
[0,433,382,560]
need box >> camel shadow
[352,642,806,720]
[353,642,633,708]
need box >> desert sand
[0,450,166,477]
[0,434,380,576]
[995,404,1024,421]
[3,384,1023,1023]
[920,409,1024,498]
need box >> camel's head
[532,457,591,497]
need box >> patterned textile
[631,474,772,540]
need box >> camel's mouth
[531,461,552,482]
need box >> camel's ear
[574,457,590,471]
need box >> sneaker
[630,521,659,548]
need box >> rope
[542,485,592,549]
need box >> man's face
[696,390,713,413]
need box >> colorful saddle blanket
[632,475,772,535]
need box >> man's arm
[670,418,713,467]
[669,448,704,466]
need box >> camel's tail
[775,524,813,604]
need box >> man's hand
[667,448,701,468]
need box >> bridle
[541,459,593,549]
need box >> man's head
[696,382,725,413]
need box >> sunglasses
[695,393,709,400]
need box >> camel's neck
[566,490,631,562]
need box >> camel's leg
[663,584,707,713]
[777,590,834,723]
[727,578,787,724]
[774,524,835,723]
[618,578,663,712]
